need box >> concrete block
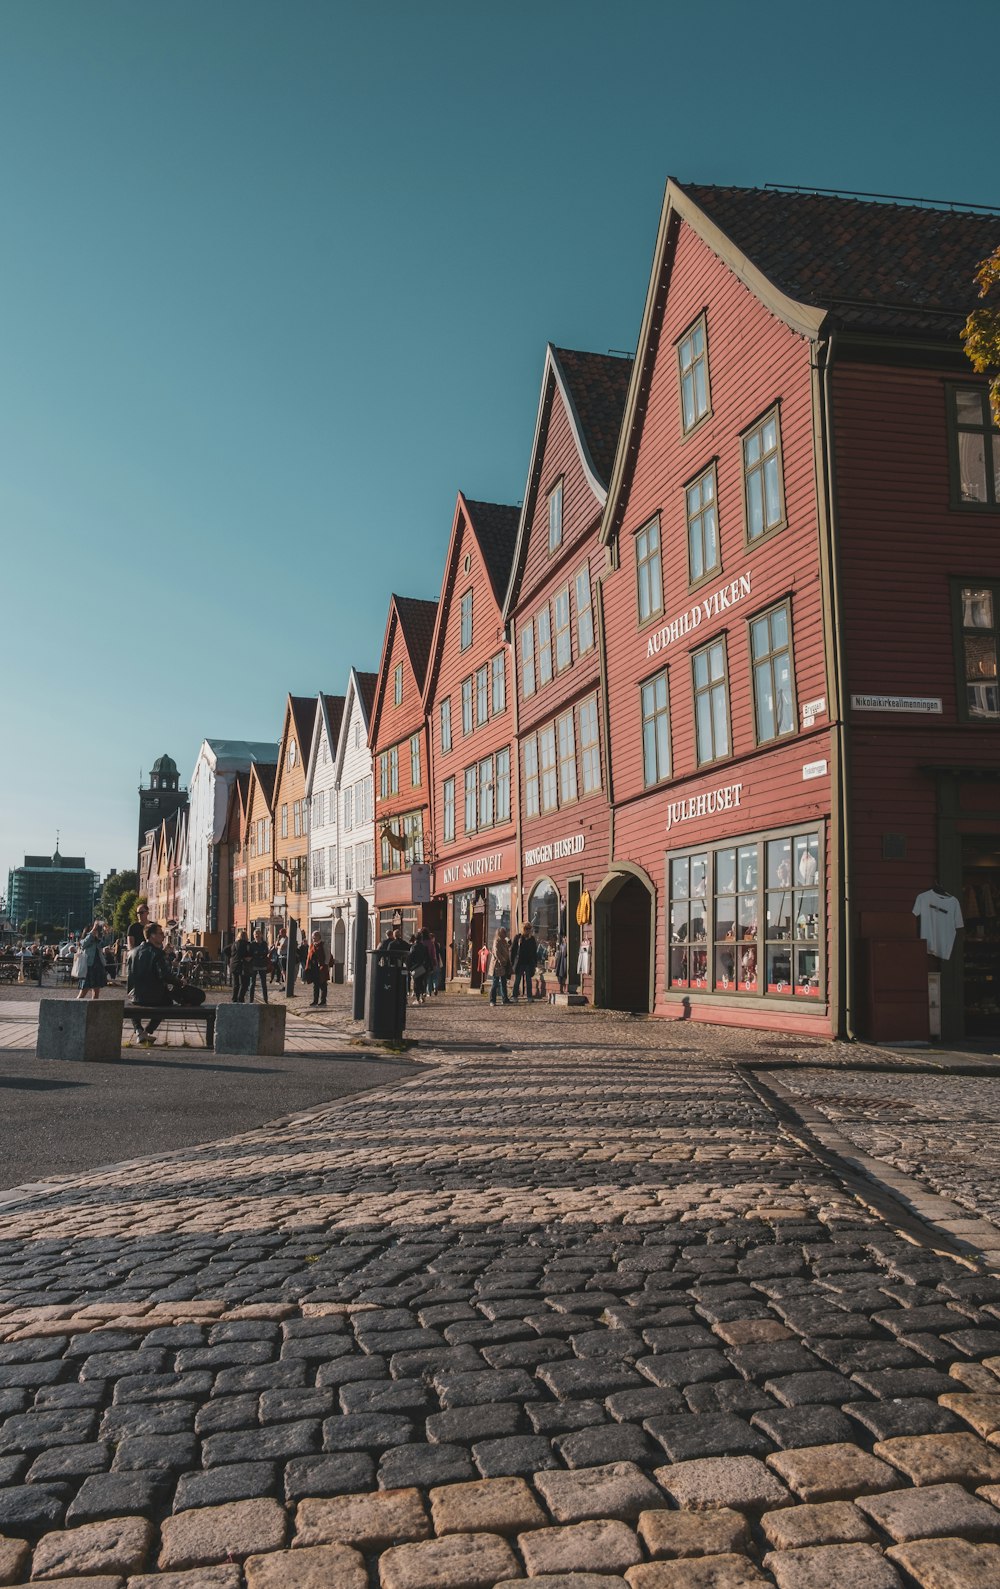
[214,1003,286,1056]
[36,999,126,1062]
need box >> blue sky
[2,0,997,895]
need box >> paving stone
[844,1398,960,1441]
[30,1516,152,1579]
[66,1473,170,1524]
[174,1461,279,1511]
[763,1542,902,1587]
[0,1410,95,1455]
[685,1381,776,1417]
[378,1530,519,1588]
[858,1482,1000,1541]
[750,1405,855,1449]
[535,1462,665,1522]
[606,1388,686,1422]
[481,1339,572,1369]
[712,1319,795,1347]
[294,1487,430,1548]
[852,1368,955,1400]
[644,1413,770,1462]
[0,1487,64,1537]
[939,1393,1000,1439]
[258,1388,336,1423]
[764,1370,856,1406]
[766,1442,901,1502]
[874,1431,1000,1487]
[885,1537,1000,1587]
[99,1400,196,1439]
[111,1433,198,1471]
[158,1498,287,1568]
[556,1422,654,1468]
[194,1395,260,1435]
[760,1500,875,1549]
[527,1400,607,1435]
[637,1506,750,1558]
[636,1351,729,1387]
[727,1341,820,1380]
[321,1411,413,1451]
[26,1442,112,1480]
[655,1455,792,1512]
[114,1372,213,1402]
[32,1579,124,1589]
[284,1452,376,1501]
[426,1404,521,1444]
[128,1570,240,1588]
[496,1577,627,1589]
[315,1354,387,1386]
[378,1442,476,1489]
[471,1432,559,1477]
[429,1476,546,1536]
[339,1377,429,1414]
[519,1518,642,1575]
[625,1556,767,1586]
[214,1362,306,1393]
[0,1534,29,1585]
[79,1350,166,1380]
[244,1542,369,1588]
[539,1361,644,1399]
[433,1366,539,1408]
[201,1421,319,1466]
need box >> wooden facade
[244,761,277,936]
[271,696,317,932]
[424,494,520,985]
[224,771,251,940]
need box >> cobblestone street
[2,998,1000,1584]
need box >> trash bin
[365,945,407,1040]
[333,960,344,985]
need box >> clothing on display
[912,888,964,960]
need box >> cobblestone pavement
[3,1001,1000,1584]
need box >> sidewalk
[1,999,1000,1584]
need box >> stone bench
[214,1002,286,1056]
[36,998,126,1062]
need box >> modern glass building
[6,851,98,933]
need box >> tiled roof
[464,498,520,606]
[394,596,438,692]
[355,670,379,725]
[288,695,316,768]
[323,693,346,747]
[679,182,1000,339]
[553,348,633,484]
[253,762,277,806]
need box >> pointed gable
[305,693,346,794]
[503,344,632,619]
[333,668,378,787]
[423,493,519,709]
[369,595,438,748]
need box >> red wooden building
[503,345,632,997]
[596,179,1000,1042]
[423,494,520,986]
[369,594,439,943]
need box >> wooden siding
[371,609,431,898]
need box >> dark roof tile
[553,347,633,484]
[464,498,520,605]
[394,596,438,692]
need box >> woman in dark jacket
[406,931,430,1005]
[230,930,252,1003]
[305,932,330,1007]
[513,926,538,1002]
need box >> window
[539,723,558,812]
[575,566,595,654]
[579,697,601,794]
[376,756,386,804]
[479,756,494,827]
[678,314,710,432]
[281,804,288,839]
[313,792,323,828]
[302,800,309,835]
[744,408,785,541]
[496,746,510,822]
[443,777,455,842]
[356,776,372,825]
[548,479,563,553]
[635,517,663,624]
[951,386,1000,506]
[344,845,354,890]
[524,736,540,817]
[956,583,1000,720]
[554,586,572,672]
[354,722,361,749]
[293,801,301,837]
[557,711,577,804]
[379,811,424,873]
[751,603,795,743]
[521,623,536,697]
[460,589,473,650]
[410,734,421,787]
[686,464,720,584]
[641,670,671,786]
[256,817,264,854]
[328,845,337,886]
[537,604,553,686]
[464,766,477,834]
[491,652,506,714]
[356,841,373,891]
[264,819,270,854]
[476,664,489,726]
[693,640,730,764]
[393,662,403,706]
[462,677,474,736]
[440,697,452,752]
[389,745,398,794]
[312,849,326,889]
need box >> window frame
[491,651,506,715]
[742,403,787,547]
[440,696,452,753]
[476,663,489,726]
[443,776,456,843]
[640,667,672,788]
[461,676,474,737]
[537,603,553,686]
[685,459,721,589]
[410,733,421,787]
[496,745,511,822]
[676,311,712,437]
[524,734,540,818]
[393,662,403,706]
[521,622,536,698]
[553,585,572,674]
[948,383,1000,511]
[691,636,732,767]
[464,765,477,834]
[578,695,602,795]
[556,710,577,806]
[575,565,595,654]
[634,515,664,627]
[460,589,474,651]
[951,577,1000,724]
[538,722,558,814]
[749,599,797,746]
[548,477,564,555]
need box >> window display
[529,879,560,967]
[669,827,821,999]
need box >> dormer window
[548,479,563,554]
[393,663,403,706]
[677,314,711,434]
[288,739,297,770]
[460,590,473,651]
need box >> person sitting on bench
[129,921,183,1046]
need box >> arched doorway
[333,918,346,976]
[528,878,560,974]
[594,867,654,1012]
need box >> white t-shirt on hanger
[912,890,964,959]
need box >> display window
[668,825,822,999]
[528,878,560,967]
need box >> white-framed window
[575,566,595,654]
[539,723,558,813]
[478,756,494,828]
[537,604,553,686]
[686,463,720,583]
[750,602,795,744]
[554,586,572,673]
[693,639,731,765]
[393,662,403,705]
[641,669,671,787]
[462,677,474,736]
[375,759,385,807]
[491,651,506,714]
[524,735,540,817]
[678,313,711,433]
[312,849,326,889]
[464,766,477,834]
[440,697,452,752]
[313,791,324,827]
[328,844,337,885]
[636,516,663,624]
[389,745,398,793]
[557,710,577,803]
[281,804,288,839]
[744,408,785,542]
[410,733,421,787]
[548,478,563,553]
[521,622,536,697]
[344,845,354,890]
[293,801,301,837]
[476,664,489,726]
[496,746,511,822]
[443,777,455,842]
[579,696,601,794]
[460,589,473,650]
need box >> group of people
[72,902,197,1045]
[228,927,333,1007]
[486,925,568,1005]
[380,925,443,1005]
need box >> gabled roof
[355,670,378,723]
[370,595,438,747]
[287,695,316,770]
[503,344,632,620]
[304,692,347,793]
[245,760,277,822]
[333,667,379,787]
[423,493,519,709]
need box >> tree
[113,891,138,938]
[963,246,1000,426]
[98,869,138,925]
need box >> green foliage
[113,891,139,937]
[98,869,138,925]
[963,246,1000,426]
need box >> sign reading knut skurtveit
[524,833,585,868]
[666,783,744,833]
[646,572,753,659]
[442,851,505,887]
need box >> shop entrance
[567,877,582,994]
[962,835,1000,1037]
[594,869,653,1013]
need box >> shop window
[521,622,536,697]
[949,385,1000,507]
[579,696,601,794]
[677,313,711,433]
[410,734,421,787]
[524,736,540,818]
[693,640,730,764]
[528,878,560,961]
[539,723,558,813]
[537,604,553,686]
[443,777,455,843]
[669,852,709,990]
[750,602,795,743]
[491,651,506,714]
[440,697,452,752]
[464,766,477,834]
[548,479,564,553]
[476,664,489,726]
[557,711,577,804]
[954,582,1000,720]
[743,407,785,542]
[496,746,511,822]
[765,834,820,996]
[460,589,473,650]
[575,566,595,653]
[554,586,572,673]
[635,517,663,624]
[393,662,403,706]
[641,670,671,787]
[686,463,720,584]
[462,677,474,736]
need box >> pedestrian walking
[248,928,270,1003]
[489,925,512,1005]
[425,931,438,995]
[230,929,252,1002]
[555,934,568,994]
[75,922,109,1000]
[406,930,431,1004]
[305,931,330,1007]
[513,924,538,1002]
[268,940,282,983]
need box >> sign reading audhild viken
[646,572,752,660]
